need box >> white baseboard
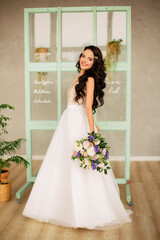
[20,155,160,161]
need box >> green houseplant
[35,47,49,90]
[0,104,29,202]
[105,38,123,95]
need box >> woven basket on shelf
[0,179,11,202]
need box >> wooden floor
[0,161,160,240]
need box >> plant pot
[0,179,11,202]
[1,169,10,180]
[37,48,48,53]
[36,48,48,62]
[109,43,118,54]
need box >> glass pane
[61,72,77,113]
[97,72,126,121]
[101,130,125,156]
[97,11,126,62]
[31,72,57,120]
[32,130,54,176]
[30,13,57,62]
[62,12,93,61]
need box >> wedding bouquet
[72,131,111,174]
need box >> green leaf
[0,159,11,170]
[0,138,26,157]
[0,104,15,111]
[5,156,29,168]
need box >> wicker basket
[0,179,11,202]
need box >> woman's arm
[95,123,100,132]
[85,77,95,133]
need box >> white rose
[83,141,90,149]
[87,147,96,157]
[94,139,100,145]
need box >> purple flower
[91,160,98,170]
[88,135,95,142]
[105,151,109,159]
[77,151,82,158]
[94,145,99,153]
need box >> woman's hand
[95,123,100,132]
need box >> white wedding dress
[22,76,132,230]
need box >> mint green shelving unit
[16,6,132,206]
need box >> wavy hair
[74,45,106,114]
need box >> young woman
[23,45,132,230]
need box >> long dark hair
[74,45,106,114]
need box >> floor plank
[149,199,160,232]
[131,183,152,216]
[0,161,160,240]
[140,172,160,201]
[135,216,160,240]
[148,161,160,183]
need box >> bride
[22,45,132,230]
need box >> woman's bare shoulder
[86,77,95,86]
[87,77,94,81]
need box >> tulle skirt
[22,104,132,230]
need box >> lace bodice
[67,77,86,106]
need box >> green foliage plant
[105,38,123,95]
[0,104,29,184]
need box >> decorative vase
[1,169,10,180]
[0,179,11,202]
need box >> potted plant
[35,47,50,89]
[0,104,29,202]
[105,38,123,95]
[35,47,49,62]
